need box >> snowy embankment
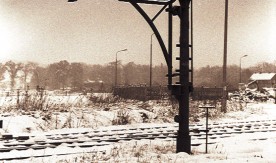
[51,103,276,162]
[0,92,276,162]
[52,103,276,163]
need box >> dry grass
[0,92,250,132]
[56,141,178,163]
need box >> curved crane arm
[129,2,170,66]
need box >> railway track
[1,119,276,161]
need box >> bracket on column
[119,0,176,85]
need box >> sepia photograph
[0,0,276,162]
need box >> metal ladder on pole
[170,0,193,95]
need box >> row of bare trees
[0,60,167,91]
[1,60,275,91]
[0,61,37,90]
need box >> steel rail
[1,119,276,161]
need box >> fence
[113,86,226,101]
[113,85,169,101]
[192,87,225,100]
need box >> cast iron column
[177,0,191,153]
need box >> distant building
[248,73,276,90]
[83,80,104,93]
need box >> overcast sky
[0,0,276,68]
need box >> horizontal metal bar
[119,0,172,5]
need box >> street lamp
[115,49,127,86]
[150,33,155,89]
[149,33,155,100]
[239,54,248,83]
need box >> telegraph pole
[222,0,228,113]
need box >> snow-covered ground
[0,93,276,162]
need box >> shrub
[112,109,132,125]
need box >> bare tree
[22,62,38,90]
[70,62,84,91]
[55,60,70,90]
[4,61,23,90]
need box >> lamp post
[115,49,128,86]
[150,33,155,89]
[149,33,155,100]
[239,55,248,83]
